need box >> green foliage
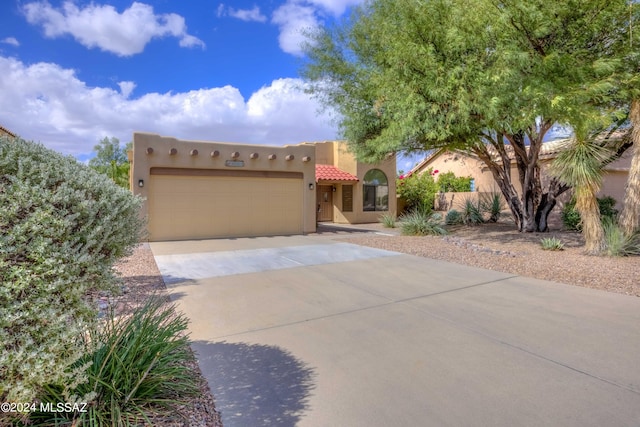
[0,137,145,403]
[480,192,505,223]
[27,299,199,427]
[400,211,447,236]
[561,195,619,231]
[90,137,131,189]
[602,218,640,257]
[379,212,396,228]
[540,237,565,251]
[460,198,485,225]
[445,209,464,225]
[396,171,439,214]
[437,172,472,193]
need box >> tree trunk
[575,187,605,254]
[619,99,640,235]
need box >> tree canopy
[303,0,640,232]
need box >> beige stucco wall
[131,132,317,236]
[418,148,631,210]
[312,141,397,223]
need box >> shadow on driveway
[192,340,316,427]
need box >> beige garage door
[148,171,304,241]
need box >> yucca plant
[28,299,199,427]
[480,192,504,223]
[540,237,565,251]
[460,197,484,225]
[400,210,447,236]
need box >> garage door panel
[148,175,303,241]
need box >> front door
[317,185,333,222]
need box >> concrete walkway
[151,233,640,427]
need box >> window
[342,185,353,212]
[363,169,388,211]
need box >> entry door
[317,185,333,222]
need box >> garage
[148,169,304,241]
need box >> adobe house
[411,138,632,210]
[130,133,396,241]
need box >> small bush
[27,299,199,426]
[460,198,484,225]
[480,192,504,223]
[602,218,640,257]
[540,237,565,251]
[400,210,447,236]
[561,195,619,231]
[379,212,396,228]
[445,209,463,225]
[397,170,439,213]
[0,137,145,403]
[436,171,472,193]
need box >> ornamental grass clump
[379,212,396,228]
[28,299,199,427]
[0,137,144,404]
[540,237,565,251]
[400,210,447,236]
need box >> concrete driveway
[150,233,640,427]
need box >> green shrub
[436,171,472,193]
[561,195,619,231]
[27,299,199,426]
[460,197,484,225]
[0,137,145,403]
[379,212,396,228]
[445,209,463,225]
[540,237,565,251]
[400,210,447,236]
[480,192,504,223]
[602,218,640,257]
[397,170,438,213]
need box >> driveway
[150,233,640,427]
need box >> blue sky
[0,1,429,167]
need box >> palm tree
[551,135,612,254]
[619,99,640,235]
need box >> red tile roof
[315,164,359,182]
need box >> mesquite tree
[303,0,638,232]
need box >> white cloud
[22,1,204,56]
[1,37,20,47]
[228,6,267,23]
[271,0,364,56]
[0,56,337,156]
[272,2,319,56]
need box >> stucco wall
[131,132,317,235]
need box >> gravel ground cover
[110,219,638,426]
[339,220,639,297]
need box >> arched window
[363,169,388,211]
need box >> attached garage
[131,132,316,241]
[147,170,304,241]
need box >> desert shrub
[27,299,199,426]
[540,237,565,251]
[436,171,472,193]
[480,192,505,223]
[396,170,439,213]
[602,218,640,257]
[0,137,145,403]
[460,197,485,225]
[561,195,619,231]
[400,210,447,236]
[379,212,396,228]
[445,209,463,225]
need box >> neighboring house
[410,138,632,209]
[131,133,396,241]
[0,125,16,138]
